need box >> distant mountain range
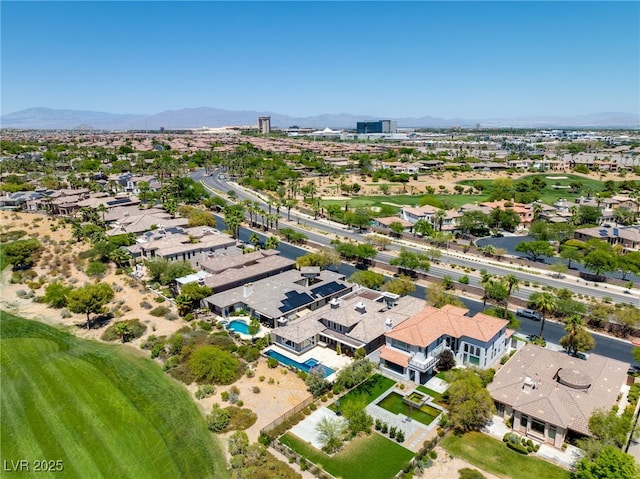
[1,107,638,130]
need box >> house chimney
[355,301,366,313]
[385,318,393,331]
[243,282,254,298]
[330,298,340,309]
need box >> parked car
[516,308,542,321]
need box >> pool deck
[268,344,352,379]
[215,315,271,340]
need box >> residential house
[128,226,236,266]
[270,288,425,356]
[488,344,629,448]
[574,226,640,251]
[372,217,413,232]
[380,305,512,384]
[176,250,295,294]
[204,269,352,328]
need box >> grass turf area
[457,173,608,205]
[415,385,446,406]
[280,432,413,479]
[328,374,395,412]
[321,193,483,212]
[0,312,228,479]
[441,432,570,479]
[376,392,440,426]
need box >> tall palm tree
[529,292,558,339]
[265,236,280,250]
[505,274,520,296]
[434,209,446,232]
[562,315,585,355]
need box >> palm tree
[109,248,132,268]
[529,292,558,339]
[113,322,133,343]
[265,236,280,250]
[434,209,446,232]
[505,274,520,296]
[249,232,261,249]
[562,315,585,355]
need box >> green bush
[150,306,170,317]
[458,275,470,285]
[101,319,147,343]
[507,441,529,455]
[195,384,217,400]
[207,404,230,432]
[267,357,279,368]
[86,261,108,277]
[223,406,257,432]
[459,468,487,479]
[155,296,166,303]
[189,346,241,384]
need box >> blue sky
[2,1,639,119]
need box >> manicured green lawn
[321,193,483,212]
[458,173,609,205]
[415,385,446,406]
[280,432,413,479]
[441,432,570,479]
[376,392,440,426]
[328,374,395,412]
[0,312,228,479]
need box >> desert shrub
[140,300,152,309]
[207,404,230,432]
[207,332,237,351]
[60,309,71,319]
[101,319,147,343]
[195,384,217,399]
[267,357,279,368]
[189,345,241,384]
[163,355,181,371]
[86,261,108,277]
[309,402,317,411]
[155,296,166,303]
[198,320,212,331]
[459,468,487,479]
[166,362,195,384]
[458,275,470,285]
[245,369,255,378]
[16,289,29,298]
[150,306,170,317]
[221,391,230,402]
[252,386,260,394]
[164,312,178,321]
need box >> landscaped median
[441,432,570,479]
[279,431,413,479]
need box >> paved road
[196,168,640,307]
[214,216,636,366]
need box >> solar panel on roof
[279,291,314,313]
[310,281,346,298]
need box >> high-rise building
[356,120,397,134]
[258,116,271,134]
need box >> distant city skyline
[2,2,638,119]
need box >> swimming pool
[265,349,334,378]
[226,320,253,335]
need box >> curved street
[196,168,637,365]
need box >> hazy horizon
[2,2,638,119]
